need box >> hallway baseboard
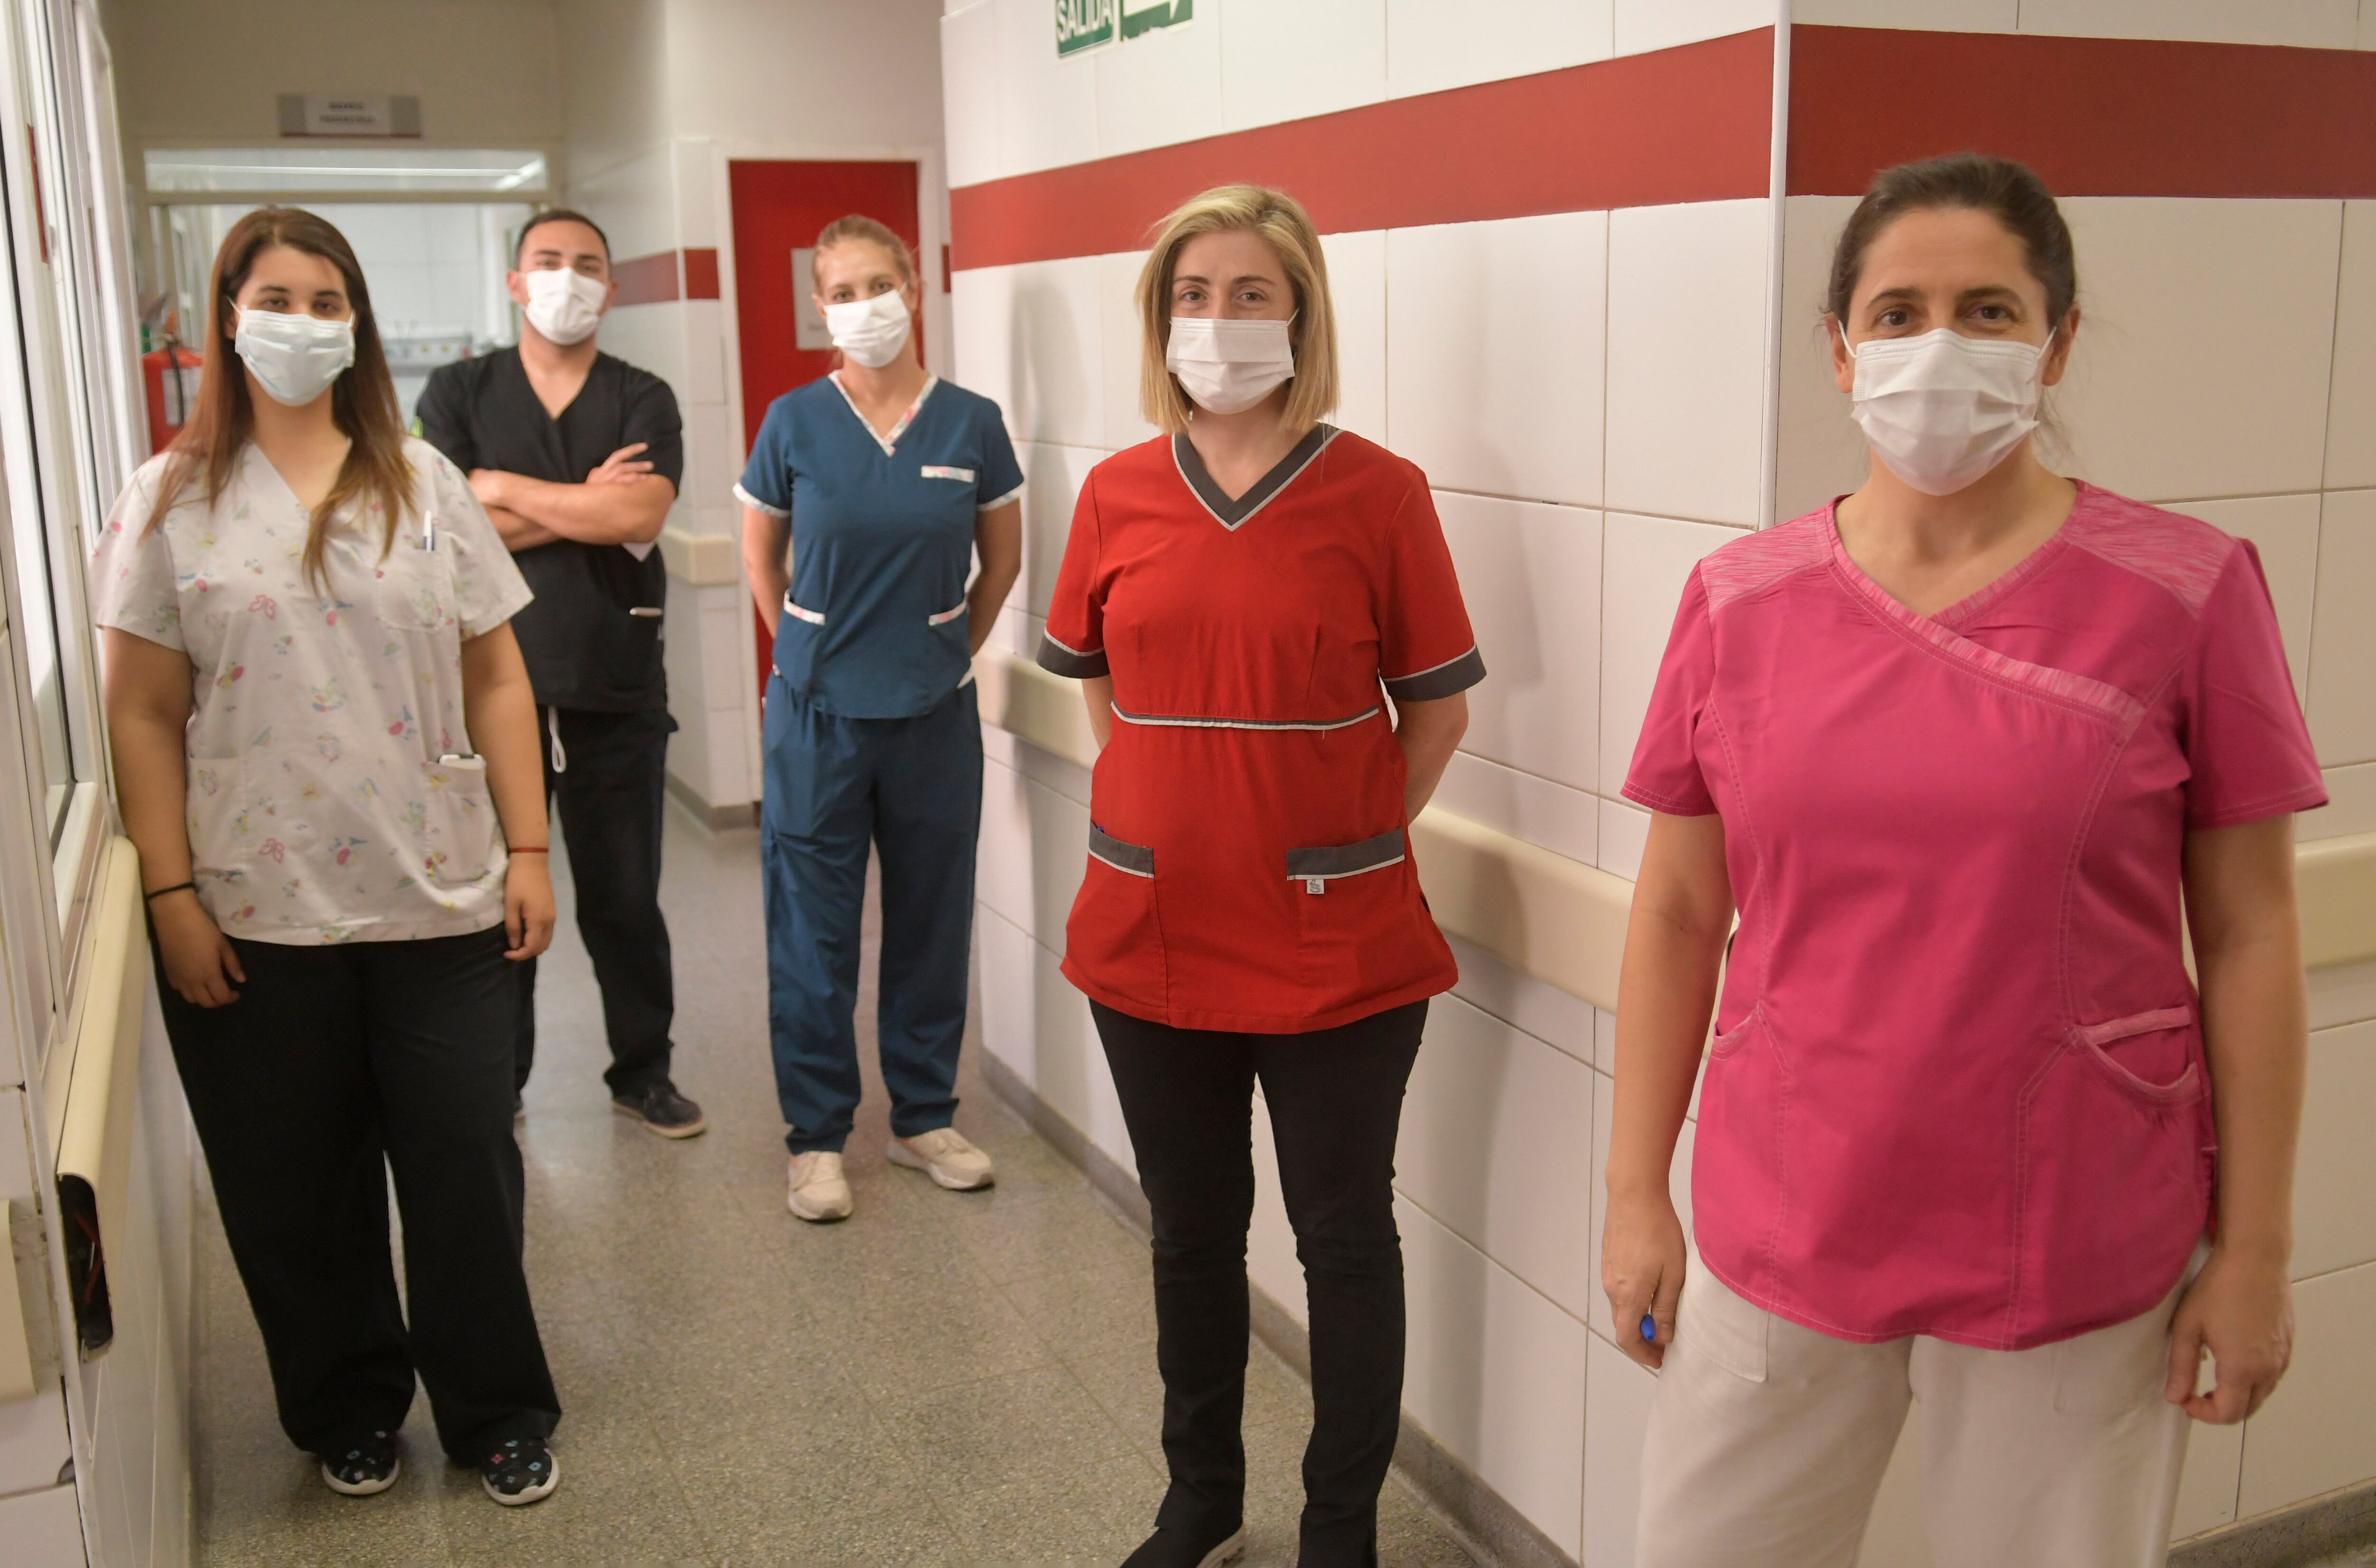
[977,1049,1578,1568]
[663,775,759,834]
[2167,1480,2376,1568]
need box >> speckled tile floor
[191,809,1483,1567]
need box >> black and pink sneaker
[480,1436,559,1506]
[319,1430,400,1496]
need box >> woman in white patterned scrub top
[94,207,566,1508]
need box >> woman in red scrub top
[1604,154,2324,1568]
[1036,185,1482,1568]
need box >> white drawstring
[546,708,567,775]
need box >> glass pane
[143,146,548,195]
[162,201,534,428]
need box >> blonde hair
[810,214,914,289]
[1136,185,1337,434]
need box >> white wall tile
[1385,212,1608,507]
[2309,958,2376,1033]
[1607,200,1774,527]
[2303,763,2376,841]
[1098,250,1161,450]
[952,261,1018,418]
[1322,230,1389,445]
[1581,1329,1658,1568]
[1031,929,1136,1173]
[996,0,1102,178]
[977,901,1040,1080]
[2017,0,2358,48]
[1399,996,1598,1318]
[0,1485,82,1568]
[1773,195,1867,524]
[1006,257,1107,448]
[2238,1261,2376,1515]
[2308,488,2376,766]
[1016,440,1102,616]
[977,757,1090,944]
[2172,1416,2245,1539]
[1396,1195,1588,1558]
[1433,752,1600,867]
[2055,199,2340,503]
[1435,492,1603,792]
[1444,932,1599,1066]
[1095,0,1224,156]
[2328,202,2376,490]
[1385,0,1610,98]
[1601,513,1747,797]
[1792,0,2014,24]
[1615,0,1777,57]
[1598,796,1651,881]
[2296,1021,2376,1280]
[2164,493,2320,700]
[1220,0,1387,132]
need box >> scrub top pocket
[1289,830,1424,998]
[1068,827,1167,1013]
[367,529,456,634]
[419,756,500,886]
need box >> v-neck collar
[1824,481,2087,631]
[1172,423,1337,532]
[830,370,937,456]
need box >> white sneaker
[887,1127,996,1190]
[786,1150,853,1222]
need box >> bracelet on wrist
[143,881,198,903]
[508,845,549,854]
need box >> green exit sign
[1058,0,1192,57]
[1056,0,1115,56]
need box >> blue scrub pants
[762,675,982,1154]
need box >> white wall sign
[275,94,423,138]
[791,249,832,351]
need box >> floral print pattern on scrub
[92,438,534,945]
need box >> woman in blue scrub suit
[738,215,1024,1223]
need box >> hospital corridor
[4,1,2376,1566]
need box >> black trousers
[515,702,677,1096]
[1094,998,1427,1568]
[159,925,560,1461]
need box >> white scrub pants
[1636,1254,2200,1568]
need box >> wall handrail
[974,651,2376,1001]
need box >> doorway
[727,158,921,691]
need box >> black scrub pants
[159,924,560,1462]
[1093,998,1428,1568]
[514,703,677,1097]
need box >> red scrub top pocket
[1288,830,1425,1002]
[1068,826,1169,1013]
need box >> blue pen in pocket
[1640,1312,1658,1345]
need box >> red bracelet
[509,845,549,854]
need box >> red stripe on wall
[611,250,681,306]
[950,29,1772,271]
[681,248,720,300]
[1790,27,2376,199]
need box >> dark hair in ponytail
[1825,153,2078,325]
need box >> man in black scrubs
[418,209,706,1138]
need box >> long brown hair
[146,206,414,590]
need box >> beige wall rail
[975,652,2376,998]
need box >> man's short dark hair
[514,209,611,269]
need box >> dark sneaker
[319,1430,400,1496]
[611,1080,707,1138]
[1121,1521,1246,1568]
[480,1436,559,1506]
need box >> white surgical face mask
[523,267,609,346]
[233,308,355,407]
[1848,326,2053,496]
[1166,316,1295,416]
[824,287,912,369]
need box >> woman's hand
[1603,1185,1688,1369]
[504,852,556,961]
[153,892,245,1007]
[2166,1242,2292,1422]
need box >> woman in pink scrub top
[1603,153,2325,1568]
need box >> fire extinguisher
[142,342,202,454]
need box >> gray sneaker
[612,1080,707,1138]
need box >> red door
[728,159,922,693]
